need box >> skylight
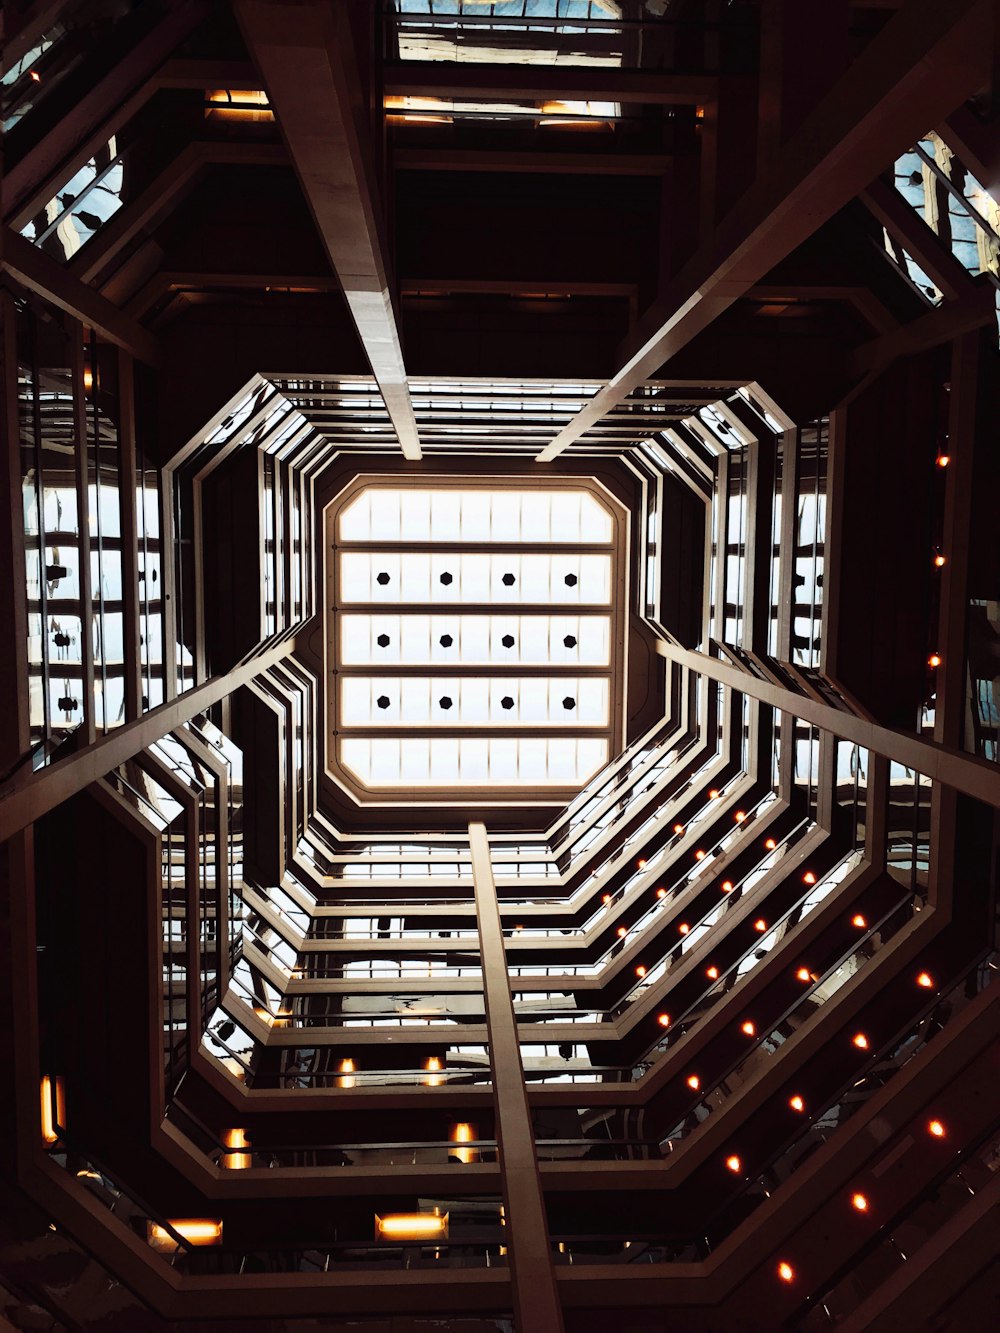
[325,480,626,800]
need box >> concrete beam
[236,0,422,460]
[536,0,995,462]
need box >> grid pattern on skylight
[326,482,624,797]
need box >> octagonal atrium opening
[324,477,628,804]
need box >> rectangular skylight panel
[340,737,609,786]
[340,553,611,603]
[341,677,608,726]
[339,614,610,665]
[338,488,613,545]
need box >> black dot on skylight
[439,696,453,711]
[439,571,453,585]
[562,696,577,711]
[564,572,578,587]
[563,634,577,648]
[500,696,515,710]
[376,571,390,586]
[501,572,516,587]
[439,633,454,648]
[376,633,391,648]
[501,633,515,649]
[377,695,391,710]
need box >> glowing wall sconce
[375,1211,449,1242]
[148,1219,223,1252]
[222,1127,251,1170]
[450,1123,478,1164]
[424,1056,444,1087]
[40,1076,65,1146]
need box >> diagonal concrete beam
[1,227,160,365]
[235,0,422,460]
[536,0,995,462]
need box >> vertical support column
[0,291,31,772]
[70,326,97,746]
[934,332,979,750]
[468,822,563,1333]
[118,351,142,723]
[930,332,980,915]
[776,423,800,665]
[1,828,42,1170]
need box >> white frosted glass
[340,553,610,604]
[341,676,604,726]
[339,737,608,786]
[338,487,613,545]
[339,614,609,665]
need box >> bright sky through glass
[330,484,620,794]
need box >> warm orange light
[695,849,706,861]
[754,918,767,932]
[40,1076,65,1146]
[928,1119,946,1138]
[852,914,867,928]
[450,1122,478,1163]
[721,880,734,893]
[657,1013,671,1028]
[934,554,946,568]
[82,367,94,391]
[338,1057,356,1089]
[673,823,685,835]
[637,859,647,870]
[765,838,777,850]
[936,454,950,468]
[777,1260,794,1283]
[148,1219,223,1250]
[206,88,274,122]
[695,105,705,120]
[602,893,612,905]
[851,1192,869,1212]
[916,971,934,989]
[735,810,746,822]
[375,1211,449,1241]
[686,1073,700,1090]
[789,1095,805,1112]
[514,924,523,931]
[678,923,690,935]
[852,1032,869,1050]
[708,789,720,800]
[928,653,942,668]
[706,966,719,980]
[796,967,811,982]
[222,1127,250,1170]
[656,887,667,899]
[30,70,41,82]
[617,926,628,938]
[725,1154,741,1173]
[424,1055,444,1087]
[741,1020,755,1037]
[803,871,816,885]
[636,965,647,978]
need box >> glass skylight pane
[338,488,613,544]
[330,481,620,799]
[339,614,610,666]
[340,552,611,604]
[340,677,609,726]
[340,737,608,787]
